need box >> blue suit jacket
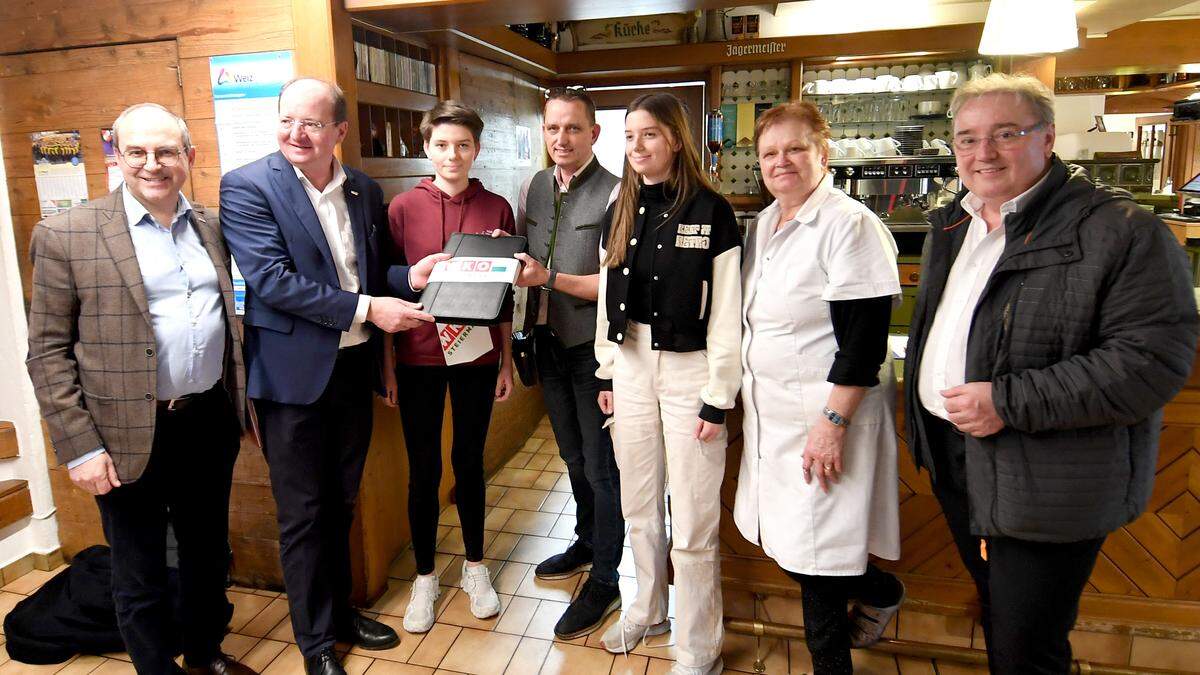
[220,151,415,405]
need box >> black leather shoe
[554,577,621,639]
[535,541,593,580]
[186,654,258,675]
[303,649,346,675]
[335,611,400,650]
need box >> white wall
[0,135,62,566]
[1054,94,1107,134]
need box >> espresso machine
[829,156,960,231]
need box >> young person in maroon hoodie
[383,101,515,632]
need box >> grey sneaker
[460,561,501,619]
[402,573,440,633]
[600,616,672,654]
[849,578,906,648]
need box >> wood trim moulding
[722,552,1200,630]
[555,23,987,77]
[414,27,556,80]
[356,80,439,110]
[0,422,18,460]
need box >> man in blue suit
[220,78,445,675]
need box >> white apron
[733,176,902,576]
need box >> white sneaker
[460,561,501,619]
[600,617,672,654]
[403,573,440,633]
[669,658,723,675]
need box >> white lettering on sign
[726,41,787,57]
[677,223,712,236]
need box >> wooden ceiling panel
[347,0,735,32]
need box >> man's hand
[367,297,435,333]
[512,253,551,288]
[409,252,453,291]
[942,382,1005,437]
[69,452,121,496]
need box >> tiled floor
[0,418,1192,673]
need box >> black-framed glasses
[279,117,337,132]
[121,147,186,168]
[952,122,1047,153]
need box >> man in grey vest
[514,88,624,639]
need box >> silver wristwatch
[542,268,558,291]
[822,406,850,428]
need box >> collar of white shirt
[122,185,192,230]
[767,173,835,229]
[960,166,1054,223]
[294,160,347,198]
[555,153,596,192]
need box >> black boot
[554,577,621,639]
[535,541,593,580]
[335,611,401,650]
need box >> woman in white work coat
[734,101,905,675]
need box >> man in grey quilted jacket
[903,74,1199,674]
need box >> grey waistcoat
[523,159,620,348]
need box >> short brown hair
[544,87,596,125]
[419,100,485,143]
[753,101,831,154]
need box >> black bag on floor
[0,545,213,664]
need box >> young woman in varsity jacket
[594,93,742,675]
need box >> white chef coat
[733,175,902,576]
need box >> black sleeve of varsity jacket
[827,295,892,387]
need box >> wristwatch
[542,268,558,291]
[822,406,850,428]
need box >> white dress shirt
[293,162,372,348]
[918,172,1051,420]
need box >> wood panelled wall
[719,350,1200,629]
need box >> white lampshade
[979,0,1079,55]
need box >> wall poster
[31,131,88,217]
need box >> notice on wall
[31,131,88,217]
[100,128,122,192]
[209,50,294,175]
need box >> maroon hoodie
[387,177,516,366]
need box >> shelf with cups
[715,64,792,196]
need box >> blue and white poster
[209,50,294,176]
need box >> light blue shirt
[67,189,226,470]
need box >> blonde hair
[949,73,1055,127]
[604,93,713,268]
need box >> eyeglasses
[952,122,1047,152]
[121,147,186,168]
[544,85,588,99]
[279,118,338,132]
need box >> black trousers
[254,344,374,658]
[785,564,903,675]
[95,384,240,675]
[534,329,624,584]
[395,363,497,575]
[924,414,1105,674]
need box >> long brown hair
[603,93,713,268]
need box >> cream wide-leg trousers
[611,322,726,668]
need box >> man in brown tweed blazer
[25,103,254,675]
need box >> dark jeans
[535,329,624,584]
[396,363,497,575]
[924,414,1105,674]
[785,565,903,675]
[95,384,240,675]
[254,344,374,658]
